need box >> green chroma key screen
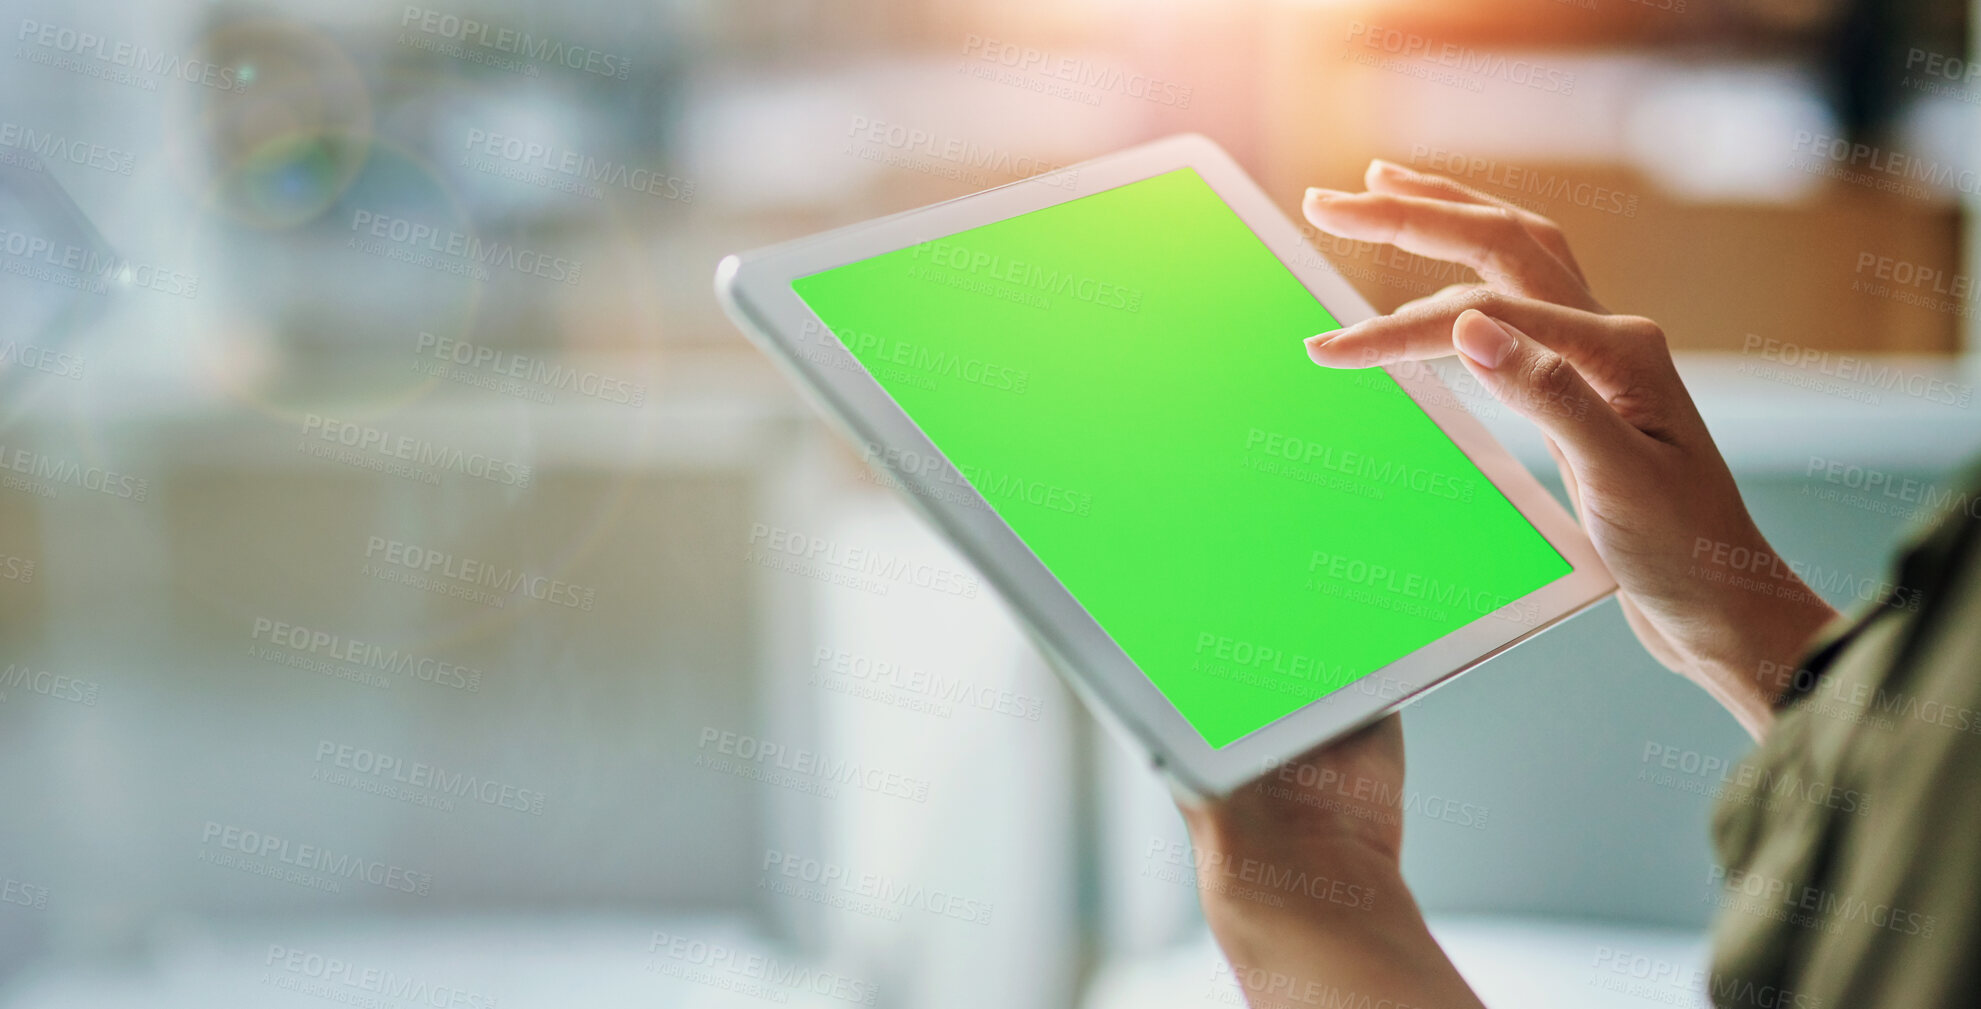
[792,168,1570,748]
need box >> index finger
[1305,291,1643,402]
[1303,188,1588,306]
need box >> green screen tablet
[787,166,1572,750]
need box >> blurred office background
[2,0,1979,1006]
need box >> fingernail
[1452,310,1517,369]
[1305,187,1351,203]
[1369,158,1407,176]
[1304,333,1337,365]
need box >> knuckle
[1480,207,1541,275]
[1614,315,1668,349]
[1525,352,1579,404]
[1608,381,1666,427]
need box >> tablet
[715,133,1614,797]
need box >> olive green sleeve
[1710,493,1981,1008]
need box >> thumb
[1449,309,1640,481]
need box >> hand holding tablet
[1160,157,1845,1009]
[716,135,1616,796]
[1300,162,1842,740]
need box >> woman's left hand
[1175,717,1486,1008]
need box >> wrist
[1198,853,1484,1009]
[1691,551,1840,731]
[1190,832,1400,938]
[1203,879,1404,980]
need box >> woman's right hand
[1300,160,1839,737]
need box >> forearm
[1197,841,1486,1009]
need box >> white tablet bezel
[715,133,1615,797]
